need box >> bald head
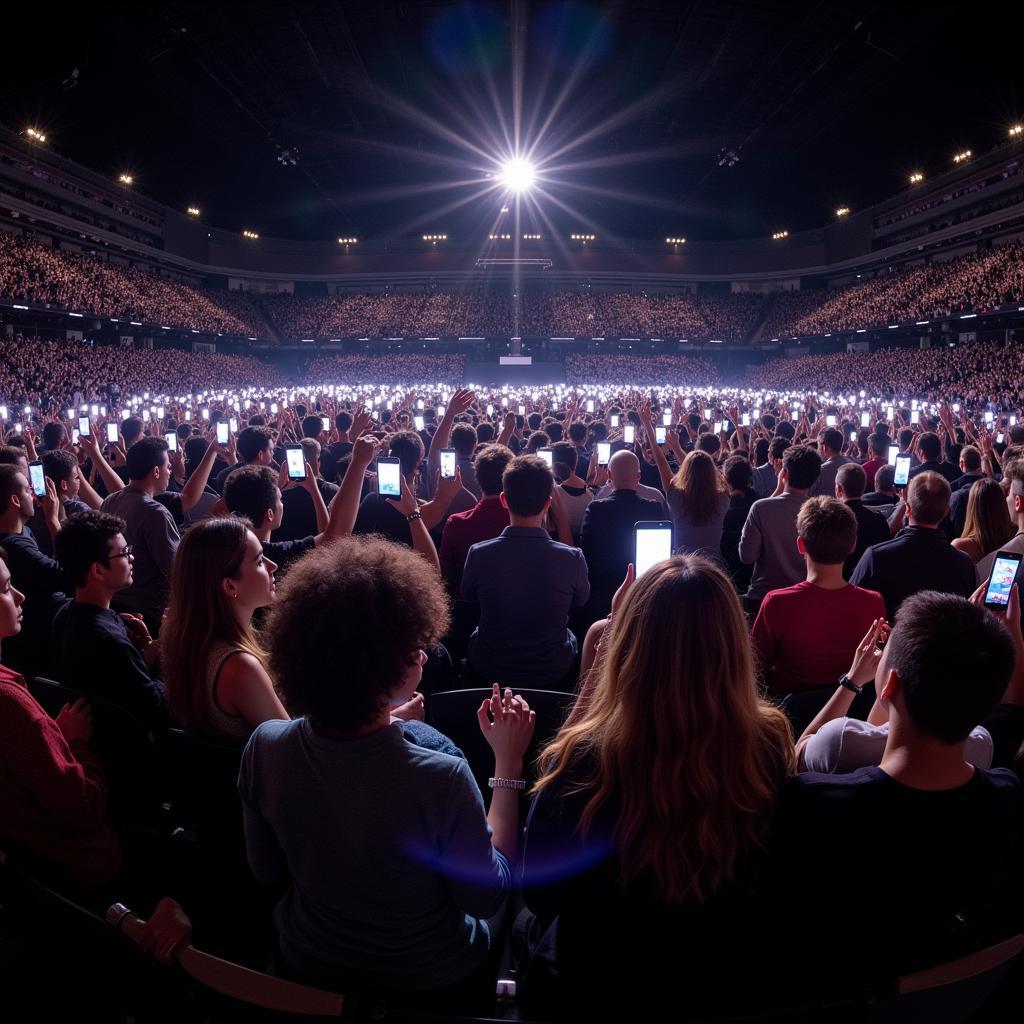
[608,449,641,490]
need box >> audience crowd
[2,331,1024,1019]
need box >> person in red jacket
[0,546,122,889]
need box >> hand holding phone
[376,457,402,498]
[893,454,911,487]
[984,551,1023,610]
[440,448,457,480]
[597,441,612,466]
[29,461,46,498]
[285,445,307,481]
[216,422,230,445]
[635,522,673,578]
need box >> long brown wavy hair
[162,517,269,734]
[669,450,727,526]
[962,477,1015,559]
[533,555,794,904]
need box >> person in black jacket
[835,463,891,580]
[720,455,756,593]
[850,471,975,620]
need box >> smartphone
[417,399,424,410]
[985,411,994,424]
[655,426,667,445]
[860,412,870,427]
[849,431,857,444]
[440,448,457,479]
[165,431,179,453]
[984,551,1023,609]
[414,415,425,431]
[106,422,119,444]
[911,410,920,425]
[216,421,230,445]
[202,408,212,420]
[887,444,900,466]
[538,447,554,468]
[894,454,911,487]
[597,441,612,466]
[229,417,238,433]
[662,411,672,426]
[997,432,1006,444]
[623,424,636,444]
[610,414,620,428]
[78,415,91,437]
[518,404,526,415]
[826,415,837,427]
[635,522,673,578]
[714,421,724,434]
[72,429,80,444]
[28,461,46,498]
[587,400,594,413]
[376,456,401,498]
[285,445,306,481]
[791,411,799,421]
[742,413,750,427]
[321,417,330,432]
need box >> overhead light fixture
[242,229,259,239]
[497,157,536,193]
[337,237,357,244]
[665,237,686,244]
[909,171,924,184]
[1010,125,1024,137]
[422,234,447,242]
[835,207,850,217]
[26,127,47,143]
[522,233,541,240]
[952,149,972,164]
[488,233,511,240]
[118,173,134,185]
[771,230,789,240]
[570,233,595,242]
[186,206,201,217]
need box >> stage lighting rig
[717,147,740,167]
[498,157,536,193]
[277,147,299,167]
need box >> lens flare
[498,157,536,192]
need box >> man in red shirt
[439,444,513,597]
[752,496,886,695]
[860,432,888,493]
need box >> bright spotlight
[498,157,536,193]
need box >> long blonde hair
[534,555,793,904]
[162,517,269,734]
[669,450,727,526]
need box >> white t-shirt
[802,717,993,775]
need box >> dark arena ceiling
[2,2,1021,244]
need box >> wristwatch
[406,510,423,522]
[837,674,863,695]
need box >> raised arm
[328,436,379,539]
[79,427,127,496]
[638,403,674,492]
[178,440,224,513]
[427,388,476,476]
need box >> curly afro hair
[265,535,450,735]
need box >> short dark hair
[266,536,450,736]
[960,445,982,472]
[474,443,514,497]
[237,426,275,463]
[696,433,720,457]
[782,445,822,490]
[0,465,24,514]
[797,497,857,564]
[42,449,77,487]
[769,437,790,461]
[302,415,325,439]
[868,433,887,457]
[125,436,169,481]
[502,455,553,517]
[874,464,896,492]
[450,423,477,459]
[550,441,578,474]
[55,510,127,588]
[223,465,278,525]
[335,411,353,433]
[476,422,495,443]
[42,421,66,450]
[775,420,795,441]
[384,431,423,479]
[836,462,866,499]
[917,431,941,462]
[754,438,770,466]
[907,471,950,525]
[723,455,752,491]
[886,593,1013,743]
[0,446,26,467]
[568,422,587,444]
[820,428,844,454]
[121,417,144,444]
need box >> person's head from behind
[696,433,720,458]
[302,415,325,440]
[126,436,170,492]
[835,462,866,500]
[671,450,725,526]
[474,443,514,498]
[961,477,1013,554]
[781,445,821,492]
[880,592,1013,744]
[960,445,982,474]
[450,423,477,459]
[1003,460,1024,525]
[753,438,770,467]
[162,517,277,733]
[818,428,843,458]
[0,465,34,525]
[266,537,450,737]
[568,421,587,446]
[300,438,321,477]
[550,441,578,479]
[41,421,66,451]
[868,433,887,460]
[0,445,29,476]
[608,449,641,492]
[183,436,209,475]
[0,547,26,641]
[335,410,353,434]
[907,471,950,526]
[916,431,941,463]
[535,555,792,903]
[874,463,896,494]
[723,456,753,494]
[898,427,915,452]
[55,511,132,596]
[121,416,144,447]
[501,455,553,519]
[236,425,275,465]
[224,466,281,533]
[796,497,857,567]
[476,421,495,444]
[768,436,790,466]
[42,449,81,502]
[387,430,425,482]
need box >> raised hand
[476,683,536,766]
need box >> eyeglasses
[100,545,133,564]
